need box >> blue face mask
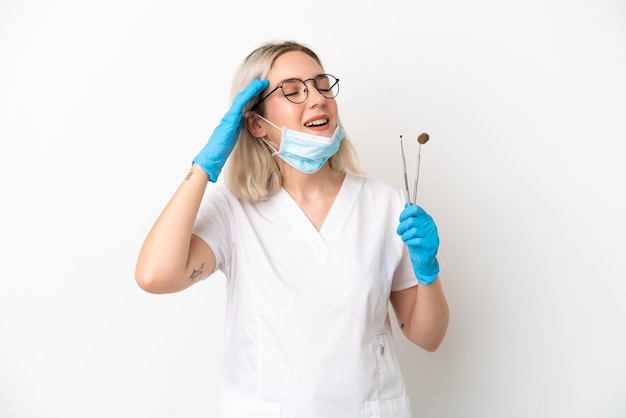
[255,114,344,174]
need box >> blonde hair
[224,40,361,202]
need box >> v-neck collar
[275,172,363,261]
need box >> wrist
[413,258,439,285]
[189,164,210,182]
[191,154,220,183]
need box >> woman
[136,40,449,418]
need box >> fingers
[401,233,439,254]
[399,203,428,222]
[397,205,436,235]
[398,222,438,247]
[396,204,439,252]
[219,79,269,128]
[231,79,269,111]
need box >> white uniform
[193,172,417,418]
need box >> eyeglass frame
[252,74,340,109]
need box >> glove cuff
[192,154,221,183]
[413,258,440,286]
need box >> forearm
[405,278,449,352]
[135,165,209,293]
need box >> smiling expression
[257,51,339,144]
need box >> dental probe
[399,135,411,203]
[412,133,430,204]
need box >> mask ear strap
[259,136,278,154]
[254,113,281,132]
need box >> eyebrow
[275,73,325,84]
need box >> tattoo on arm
[189,262,204,282]
[185,168,194,181]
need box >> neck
[280,163,345,201]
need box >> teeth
[305,119,328,127]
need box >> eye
[281,79,304,97]
[315,76,332,92]
[315,75,340,98]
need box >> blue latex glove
[396,203,440,285]
[193,78,269,182]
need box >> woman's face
[257,50,339,143]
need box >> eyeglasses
[255,74,340,107]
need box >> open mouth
[305,118,329,128]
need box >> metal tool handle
[400,135,411,203]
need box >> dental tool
[400,132,430,204]
[399,135,412,203]
[412,133,430,204]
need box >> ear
[244,112,267,138]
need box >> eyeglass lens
[281,74,339,103]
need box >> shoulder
[204,180,239,201]
[198,181,242,215]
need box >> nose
[304,79,327,106]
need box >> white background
[1,0,625,417]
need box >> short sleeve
[392,245,418,292]
[389,184,418,292]
[192,182,235,275]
